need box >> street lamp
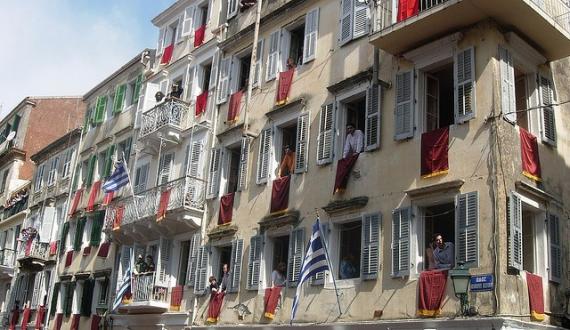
[449,262,471,316]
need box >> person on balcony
[220,263,230,293]
[271,262,287,287]
[343,123,364,159]
[168,83,184,99]
[433,233,455,269]
[146,255,156,273]
[134,255,148,275]
[278,145,295,177]
[425,240,437,270]
[155,91,165,103]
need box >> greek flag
[290,218,329,323]
[112,262,131,312]
[102,161,129,193]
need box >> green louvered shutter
[80,279,95,316]
[133,74,143,102]
[59,222,70,256]
[74,218,86,251]
[90,212,104,246]
[103,145,116,178]
[50,282,60,316]
[94,96,107,124]
[63,282,75,317]
[86,155,97,187]
[113,85,127,114]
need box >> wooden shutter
[59,222,69,255]
[339,0,353,45]
[508,192,523,271]
[186,142,202,177]
[113,84,126,114]
[209,49,220,90]
[227,0,239,19]
[103,145,116,178]
[266,30,280,81]
[194,245,210,293]
[40,207,56,243]
[80,279,94,316]
[361,213,380,280]
[456,191,479,268]
[158,152,174,185]
[90,213,104,246]
[206,148,222,198]
[455,47,475,123]
[548,213,562,282]
[256,128,272,184]
[157,238,171,287]
[133,74,143,102]
[238,137,251,191]
[352,0,368,39]
[499,47,516,123]
[50,282,60,316]
[64,281,76,317]
[288,228,305,286]
[216,57,231,104]
[303,8,319,63]
[394,71,414,140]
[229,239,244,293]
[73,218,86,251]
[94,96,107,124]
[86,155,97,186]
[187,233,200,286]
[365,84,381,150]
[539,75,556,145]
[317,103,335,165]
[391,207,410,277]
[295,113,310,173]
[182,6,195,37]
[312,223,329,285]
[157,27,166,54]
[185,66,196,102]
[246,235,262,290]
[134,163,149,193]
[252,39,264,87]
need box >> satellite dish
[5,131,15,142]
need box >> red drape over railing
[113,205,125,230]
[397,0,419,22]
[70,314,80,330]
[194,25,206,48]
[228,91,244,123]
[170,285,184,311]
[20,307,31,330]
[263,287,282,320]
[157,189,172,222]
[97,241,111,258]
[218,193,235,225]
[160,44,174,65]
[196,91,208,116]
[270,176,290,213]
[86,181,102,212]
[333,153,359,194]
[102,191,114,206]
[65,250,73,267]
[526,272,545,321]
[276,69,294,106]
[49,241,58,256]
[34,305,46,330]
[68,188,83,217]
[90,314,102,330]
[206,292,225,323]
[53,313,63,330]
[421,127,449,178]
[417,270,447,317]
[520,128,541,182]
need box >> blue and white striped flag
[102,161,129,193]
[290,218,329,323]
[112,260,131,312]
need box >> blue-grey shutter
[317,103,335,165]
[206,148,222,198]
[548,213,562,282]
[256,128,272,184]
[295,113,310,173]
[237,137,251,191]
[394,71,414,140]
[246,235,263,290]
[288,228,305,287]
[194,245,210,293]
[539,75,556,146]
[455,47,475,123]
[229,239,244,292]
[456,192,478,268]
[365,84,381,150]
[391,207,410,277]
[187,233,200,286]
[499,46,516,123]
[361,213,380,280]
[508,193,523,271]
[339,0,353,45]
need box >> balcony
[139,99,190,146]
[105,176,204,241]
[118,273,169,313]
[0,249,16,278]
[29,178,71,207]
[16,241,53,269]
[370,0,570,60]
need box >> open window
[232,51,252,93]
[338,220,361,279]
[225,145,241,194]
[282,21,305,68]
[423,62,454,132]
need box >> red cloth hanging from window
[90,314,101,330]
[194,25,206,48]
[263,287,282,319]
[218,193,235,225]
[417,270,448,317]
[526,272,545,321]
[34,305,46,330]
[97,241,111,258]
[270,176,290,214]
[520,128,541,182]
[83,246,92,256]
[70,314,80,330]
[102,191,114,206]
[206,292,225,323]
[86,181,102,212]
[196,91,208,116]
[49,241,58,255]
[227,90,244,123]
[397,0,419,22]
[113,205,125,230]
[333,153,359,194]
[20,307,31,330]
[421,127,449,178]
[68,188,83,217]
[53,313,63,330]
[170,285,184,311]
[161,44,174,65]
[25,239,33,256]
[65,250,73,267]
[8,306,19,330]
[157,189,172,222]
[276,69,294,106]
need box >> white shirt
[343,129,364,158]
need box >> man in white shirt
[343,123,364,159]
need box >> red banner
[276,69,294,105]
[102,191,114,206]
[86,181,102,212]
[417,270,447,317]
[49,241,58,256]
[170,285,184,311]
[8,306,19,330]
[263,287,282,319]
[53,313,63,330]
[25,239,33,256]
[70,314,80,330]
[157,189,171,222]
[227,90,243,122]
[97,241,111,258]
[218,193,235,225]
[270,176,290,213]
[206,292,225,323]
[68,188,83,217]
[421,127,449,178]
[83,246,92,256]
[34,305,46,330]
[520,128,541,182]
[334,153,359,194]
[90,314,101,330]
[527,273,545,321]
[194,25,206,48]
[113,205,125,230]
[196,91,208,116]
[20,307,30,330]
[397,0,419,22]
[160,44,174,65]
[65,250,73,267]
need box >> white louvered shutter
[456,192,479,268]
[246,235,262,290]
[394,71,414,140]
[117,246,132,289]
[339,0,353,45]
[391,207,410,277]
[287,228,305,286]
[157,238,171,287]
[209,49,220,90]
[252,39,264,87]
[455,47,475,123]
[317,103,335,165]
[365,84,381,150]
[352,0,369,39]
[266,30,280,81]
[31,272,43,309]
[187,142,202,177]
[539,75,556,145]
[207,148,222,198]
[548,213,562,282]
[295,113,310,173]
[158,153,174,185]
[157,27,166,55]
[361,213,380,280]
[229,239,244,293]
[134,163,149,193]
[238,137,251,191]
[159,79,170,96]
[185,66,196,103]
[40,207,56,243]
[187,233,200,286]
[182,6,195,37]
[227,0,239,19]
[194,246,210,293]
[303,8,319,63]
[508,192,523,271]
[499,46,516,123]
[256,128,272,184]
[312,222,329,285]
[217,57,231,104]
[176,16,184,44]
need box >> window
[178,240,192,286]
[134,163,149,193]
[117,137,132,165]
[96,277,109,306]
[97,150,106,180]
[106,93,115,120]
[197,3,209,27]
[339,0,368,46]
[35,164,45,191]
[235,52,252,92]
[226,145,241,194]
[47,156,59,186]
[158,152,174,185]
[227,0,239,19]
[338,221,361,279]
[284,23,305,67]
[62,148,74,179]
[423,63,454,132]
[0,169,8,194]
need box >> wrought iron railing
[140,99,190,137]
[131,273,168,304]
[16,241,49,261]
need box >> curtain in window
[520,128,541,182]
[420,127,449,178]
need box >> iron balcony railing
[0,249,16,268]
[104,175,205,230]
[130,273,168,304]
[140,99,191,138]
[16,241,49,261]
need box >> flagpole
[121,151,141,221]
[315,208,342,317]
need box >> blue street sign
[470,274,494,292]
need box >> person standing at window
[278,145,295,177]
[271,262,286,287]
[343,123,364,159]
[220,263,230,293]
[433,233,454,269]
[146,255,156,273]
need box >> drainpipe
[242,0,263,136]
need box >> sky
[0,0,174,119]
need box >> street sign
[470,274,494,292]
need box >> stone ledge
[208,224,238,240]
[259,210,300,231]
[322,196,369,215]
